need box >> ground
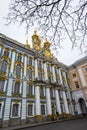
[19,118,87,130]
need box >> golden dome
[44,38,51,49]
[32,30,39,39]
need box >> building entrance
[78,98,87,115]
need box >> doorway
[78,98,87,115]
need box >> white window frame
[11,102,21,118]
[0,101,4,118]
[27,103,34,117]
[41,104,46,116]
[13,81,21,94]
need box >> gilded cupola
[44,38,51,60]
[32,30,41,51]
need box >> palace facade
[0,31,74,128]
[68,56,87,115]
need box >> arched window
[29,68,32,79]
[1,60,8,72]
[16,64,21,76]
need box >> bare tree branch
[6,0,87,51]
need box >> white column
[55,89,62,114]
[46,87,52,115]
[7,78,13,96]
[3,98,11,120]
[52,66,56,82]
[35,59,38,79]
[21,99,26,120]
[78,68,86,87]
[44,62,48,81]
[59,69,63,84]
[24,55,27,76]
[35,86,40,115]
[22,78,27,119]
[62,91,69,113]
[10,50,16,73]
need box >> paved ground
[19,118,87,130]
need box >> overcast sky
[0,0,86,66]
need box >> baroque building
[0,31,74,128]
[68,56,87,115]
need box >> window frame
[11,102,21,118]
[41,104,46,116]
[27,103,34,117]
[14,82,20,94]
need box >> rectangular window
[14,83,20,94]
[50,88,53,98]
[29,68,32,79]
[27,104,33,116]
[4,51,9,57]
[0,80,4,92]
[40,87,44,96]
[12,104,19,117]
[27,85,33,96]
[75,81,79,88]
[41,105,45,115]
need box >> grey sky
[0,0,86,65]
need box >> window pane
[27,85,32,95]
[29,59,32,65]
[28,104,33,116]
[50,88,53,97]
[4,51,9,57]
[18,56,22,62]
[75,82,79,88]
[29,68,32,79]
[14,83,20,93]
[41,105,45,115]
[12,104,19,117]
[16,64,21,76]
[39,71,42,80]
[40,87,44,96]
[1,60,8,72]
[0,80,4,91]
